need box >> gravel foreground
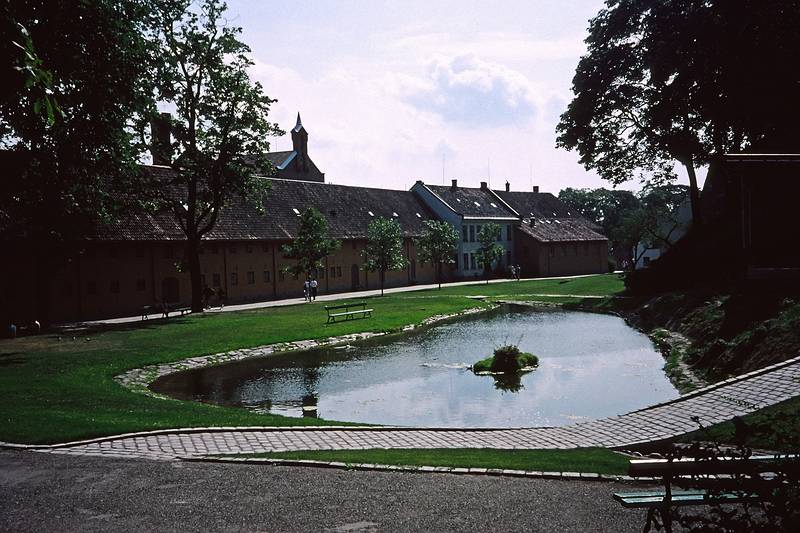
[0,450,652,532]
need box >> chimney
[533,185,540,193]
[451,179,458,190]
[150,112,172,166]
[480,181,488,190]
[505,181,510,192]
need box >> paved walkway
[12,354,800,461]
[64,273,612,327]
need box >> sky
[223,0,703,195]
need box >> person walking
[303,278,311,302]
[310,278,318,301]
[515,265,521,281]
[509,265,516,280]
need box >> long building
[3,118,607,323]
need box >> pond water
[151,306,680,427]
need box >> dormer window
[292,208,300,216]
[490,202,497,208]
[392,212,399,217]
[368,211,374,217]
[415,212,421,218]
[473,201,480,207]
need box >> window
[231,272,238,286]
[337,266,342,277]
[462,227,468,242]
[136,278,146,291]
[292,208,301,215]
[110,280,120,294]
[263,270,271,283]
[476,225,482,238]
[463,253,469,270]
[469,225,475,242]
[330,266,335,278]
[87,281,97,295]
[470,254,476,270]
[212,273,221,287]
[246,271,254,284]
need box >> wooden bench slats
[324,302,373,323]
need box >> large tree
[281,207,341,280]
[415,220,459,289]
[152,0,282,312]
[622,184,691,267]
[1,0,156,324]
[475,223,504,284]
[557,1,800,226]
[362,217,408,296]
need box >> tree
[416,220,459,289]
[152,0,282,312]
[362,217,409,296]
[475,223,504,284]
[1,0,157,324]
[556,1,800,226]
[281,207,341,279]
[620,185,691,267]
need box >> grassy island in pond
[473,345,539,374]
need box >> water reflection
[152,306,680,427]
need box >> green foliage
[556,1,800,222]
[558,187,638,259]
[475,223,505,282]
[281,207,341,277]
[473,344,538,373]
[362,217,409,295]
[415,220,459,289]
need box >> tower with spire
[261,112,324,182]
[291,113,309,172]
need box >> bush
[473,345,538,373]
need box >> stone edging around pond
[180,455,643,483]
[114,305,495,398]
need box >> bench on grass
[324,301,373,323]
[164,302,191,317]
[614,454,799,533]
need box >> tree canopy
[557,0,800,224]
[281,208,341,279]
[151,0,283,311]
[362,217,409,296]
[416,220,459,289]
[475,223,504,283]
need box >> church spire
[293,112,303,133]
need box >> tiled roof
[425,185,518,219]
[95,168,435,242]
[516,218,607,242]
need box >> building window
[476,225,482,238]
[330,266,335,278]
[469,225,475,242]
[136,278,146,291]
[231,272,238,286]
[470,254,477,270]
[462,226,468,242]
[463,253,469,270]
[212,273,221,287]
[87,281,97,295]
[263,270,271,283]
[110,280,120,294]
[247,271,255,284]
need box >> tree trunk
[437,262,442,289]
[682,157,703,227]
[187,236,203,313]
[380,270,385,296]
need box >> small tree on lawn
[416,220,459,289]
[281,207,341,280]
[362,217,409,296]
[475,223,504,284]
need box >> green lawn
[221,447,630,475]
[0,274,623,444]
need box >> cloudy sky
[225,0,695,194]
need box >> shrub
[473,345,538,373]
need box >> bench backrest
[324,302,367,311]
[629,455,800,478]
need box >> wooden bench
[141,305,154,320]
[324,302,373,323]
[614,454,799,532]
[164,302,191,317]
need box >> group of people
[509,264,522,281]
[303,277,318,302]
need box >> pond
[151,306,680,427]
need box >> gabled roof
[516,219,607,242]
[95,168,435,242]
[424,185,518,219]
[495,190,607,242]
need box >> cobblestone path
[11,355,800,461]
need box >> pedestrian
[310,278,318,301]
[516,265,521,281]
[509,265,516,280]
[303,278,311,302]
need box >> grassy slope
[0,274,624,444]
[231,448,630,475]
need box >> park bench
[164,302,191,317]
[141,305,154,320]
[614,454,800,532]
[324,301,373,323]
